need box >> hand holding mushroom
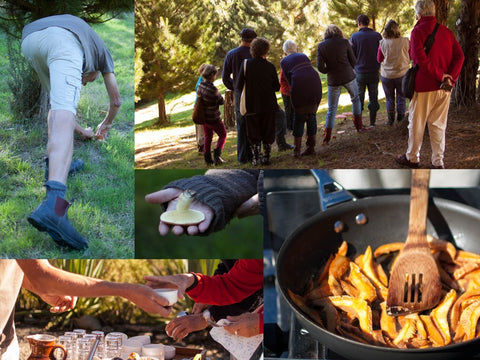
[145,188,214,236]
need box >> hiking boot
[301,135,316,156]
[261,143,272,165]
[369,111,377,126]
[293,137,302,157]
[252,144,262,166]
[353,114,369,132]
[397,113,406,123]
[204,151,214,165]
[322,128,332,145]
[395,154,420,168]
[385,112,395,126]
[44,157,84,182]
[213,148,226,166]
[276,135,294,151]
[27,181,88,250]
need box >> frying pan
[276,170,480,360]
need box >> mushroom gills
[160,190,206,226]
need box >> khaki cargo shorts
[21,27,84,116]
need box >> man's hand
[224,313,260,337]
[144,274,194,299]
[39,294,77,313]
[145,188,214,236]
[74,124,95,140]
[165,314,208,341]
[125,284,173,317]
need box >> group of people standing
[195,0,464,169]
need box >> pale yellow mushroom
[160,190,205,226]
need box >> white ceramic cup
[128,335,151,345]
[163,345,176,360]
[142,343,165,359]
[154,288,178,306]
[121,339,143,358]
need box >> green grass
[135,170,263,259]
[0,13,135,258]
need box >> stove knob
[334,221,344,233]
[355,213,368,225]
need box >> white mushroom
[160,189,205,226]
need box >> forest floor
[135,99,480,170]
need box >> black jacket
[317,36,356,87]
[236,57,280,115]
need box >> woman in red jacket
[145,259,263,336]
[395,0,464,169]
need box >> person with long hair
[317,25,365,145]
[377,20,410,125]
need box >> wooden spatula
[386,169,442,316]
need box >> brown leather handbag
[192,96,206,124]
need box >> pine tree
[135,0,216,125]
[328,0,416,37]
[0,0,134,120]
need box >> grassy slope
[0,13,135,258]
[134,169,263,259]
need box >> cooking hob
[263,169,480,359]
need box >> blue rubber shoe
[27,181,88,250]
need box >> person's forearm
[18,260,134,298]
[101,72,122,125]
[164,170,260,233]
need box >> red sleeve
[377,45,384,63]
[279,69,290,95]
[187,259,263,306]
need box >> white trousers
[21,27,83,116]
[0,335,19,360]
[406,90,451,167]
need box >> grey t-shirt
[0,261,23,358]
[21,14,114,75]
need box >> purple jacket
[280,53,322,114]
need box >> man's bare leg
[47,109,75,184]
[28,109,88,250]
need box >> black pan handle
[310,170,355,211]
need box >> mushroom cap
[160,209,205,226]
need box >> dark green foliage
[0,0,134,37]
[6,36,42,122]
[0,0,134,121]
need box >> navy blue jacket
[281,53,322,114]
[222,46,252,91]
[350,28,382,74]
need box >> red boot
[322,128,332,145]
[353,114,369,132]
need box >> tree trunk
[35,88,49,122]
[155,92,168,126]
[452,0,480,107]
[434,0,449,24]
[224,90,235,129]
